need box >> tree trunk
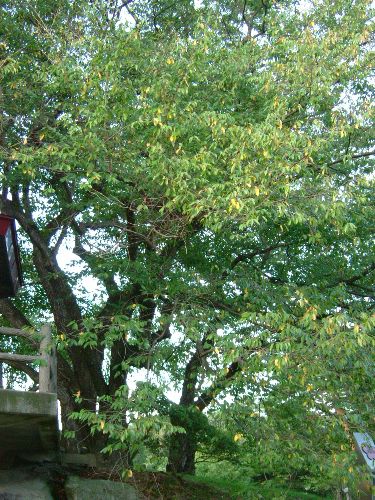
[58,383,106,454]
[58,387,84,453]
[166,346,202,473]
[166,430,197,474]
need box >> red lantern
[0,215,23,298]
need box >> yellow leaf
[234,433,243,442]
[353,324,360,334]
[214,347,220,355]
[230,198,240,210]
[306,384,313,392]
[127,469,133,478]
[39,133,45,141]
[74,391,81,398]
[254,186,260,197]
[277,120,283,129]
[100,420,105,430]
[23,137,28,145]
[169,134,176,143]
[166,57,174,65]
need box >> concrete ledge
[0,390,58,455]
[0,389,57,416]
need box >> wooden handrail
[0,323,57,393]
[0,326,39,346]
[0,353,40,362]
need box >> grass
[185,474,331,499]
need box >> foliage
[0,0,374,492]
[69,382,182,462]
[206,399,372,496]
[170,404,240,463]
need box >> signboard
[0,215,23,298]
[353,432,375,500]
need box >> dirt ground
[82,469,233,500]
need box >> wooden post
[39,324,57,393]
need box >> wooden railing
[0,324,57,393]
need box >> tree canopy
[0,0,374,493]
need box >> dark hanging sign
[0,215,23,298]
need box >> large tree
[0,0,374,474]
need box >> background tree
[0,0,374,483]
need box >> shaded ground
[81,469,327,499]
[189,474,328,500]
[82,470,231,499]
[4,459,329,499]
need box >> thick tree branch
[195,360,242,411]
[326,150,375,169]
[0,299,32,330]
[4,360,39,384]
[224,242,288,277]
[73,235,119,296]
